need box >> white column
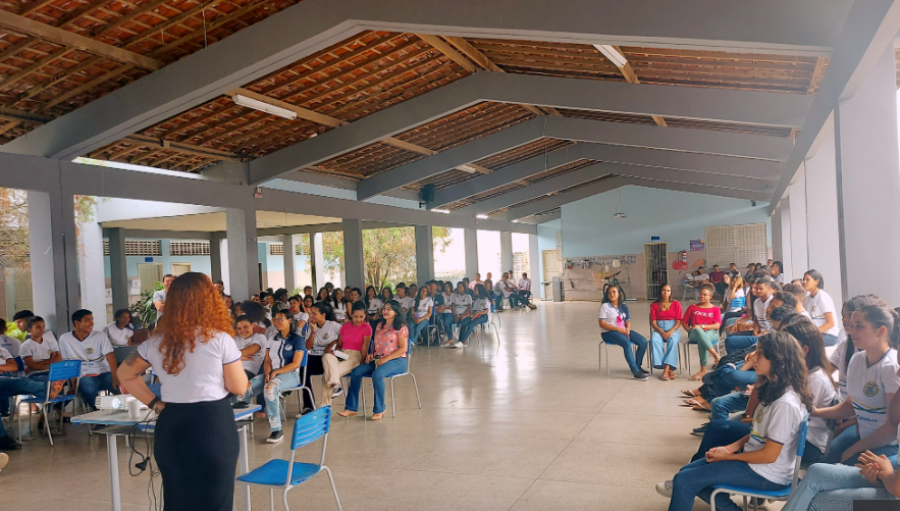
[414,225,434,283]
[834,43,900,304]
[310,232,325,291]
[78,217,107,321]
[804,118,843,301]
[500,231,513,275]
[27,190,75,332]
[779,200,793,282]
[342,219,365,287]
[788,168,808,279]
[282,234,296,292]
[529,233,540,298]
[225,202,259,301]
[464,228,478,277]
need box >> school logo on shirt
[864,381,879,397]
[754,408,764,423]
[86,347,94,355]
[284,345,293,351]
[323,333,329,340]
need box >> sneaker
[266,431,284,444]
[294,407,314,418]
[0,436,19,451]
[331,386,344,399]
[633,372,649,381]
[639,368,650,374]
[452,342,465,349]
[441,342,455,349]
[655,480,673,498]
[0,452,8,472]
[527,304,537,310]
[691,423,708,436]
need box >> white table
[72,405,260,511]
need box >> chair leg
[283,486,291,511]
[42,406,53,446]
[269,487,275,511]
[304,387,317,410]
[390,377,396,418]
[409,373,422,410]
[322,466,343,511]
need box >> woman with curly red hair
[118,272,249,511]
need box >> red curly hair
[155,272,234,376]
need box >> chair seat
[237,459,322,487]
[21,394,77,404]
[712,483,791,499]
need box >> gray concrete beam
[342,218,365,287]
[490,177,630,221]
[107,228,129,314]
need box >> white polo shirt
[753,295,774,332]
[104,322,133,347]
[846,349,900,440]
[19,335,60,364]
[0,334,20,357]
[0,347,13,371]
[397,296,415,312]
[307,320,342,356]
[59,330,114,376]
[472,297,490,314]
[235,333,267,375]
[745,389,806,486]
[518,278,532,292]
[451,293,472,315]
[807,367,838,452]
[138,331,241,403]
[828,338,858,401]
[803,290,840,337]
[413,297,433,320]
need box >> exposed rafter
[594,44,667,127]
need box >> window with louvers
[103,240,162,256]
[704,223,768,268]
[169,241,210,256]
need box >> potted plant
[129,282,163,328]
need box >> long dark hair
[414,285,430,309]
[843,295,888,369]
[365,285,377,306]
[779,315,833,376]
[379,300,406,331]
[310,301,336,323]
[654,283,674,305]
[755,332,813,409]
[241,300,269,327]
[474,283,489,300]
[602,284,624,311]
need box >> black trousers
[303,354,325,409]
[154,398,238,511]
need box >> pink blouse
[373,324,408,358]
[650,301,683,322]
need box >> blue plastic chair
[236,406,342,511]
[19,360,82,446]
[280,350,316,420]
[710,413,810,511]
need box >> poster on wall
[690,239,705,251]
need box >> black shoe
[294,407,314,418]
[639,368,650,374]
[0,435,22,450]
[232,401,250,409]
[266,431,284,444]
[633,372,649,381]
[691,423,708,436]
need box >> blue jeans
[257,370,300,432]
[711,392,749,421]
[601,330,648,374]
[439,314,454,339]
[725,334,758,355]
[344,358,407,414]
[650,320,681,369]
[670,458,788,511]
[459,315,488,344]
[79,372,116,410]
[821,424,899,465]
[692,420,752,462]
[0,377,48,437]
[495,293,520,310]
[780,457,899,511]
[409,318,430,346]
[822,333,839,347]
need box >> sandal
[692,404,711,412]
[681,389,700,398]
[689,372,706,381]
[336,410,358,418]
[370,412,384,420]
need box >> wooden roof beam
[594,44,666,127]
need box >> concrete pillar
[27,190,76,332]
[225,202,259,301]
[209,234,223,283]
[500,231,513,275]
[804,119,843,301]
[107,228,129,314]
[414,225,434,283]
[788,168,808,280]
[464,228,478,278]
[282,234,296,292]
[834,43,900,305]
[779,200,793,282]
[771,210,783,263]
[342,219,365,287]
[310,232,325,291]
[78,218,107,322]
[529,233,540,298]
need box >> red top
[682,304,722,327]
[650,301,683,322]
[339,322,372,352]
[709,271,725,283]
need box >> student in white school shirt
[0,319,20,358]
[59,309,119,410]
[813,302,900,465]
[443,282,472,348]
[103,309,134,347]
[802,269,841,347]
[18,316,61,376]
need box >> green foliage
[129,281,163,328]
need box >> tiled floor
[1,301,740,511]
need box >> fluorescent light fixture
[431,209,450,214]
[476,214,489,219]
[456,164,478,173]
[593,45,628,68]
[512,219,519,223]
[233,94,297,120]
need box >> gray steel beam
[621,177,771,202]
[0,0,847,161]
[518,211,561,224]
[490,177,629,221]
[769,0,900,213]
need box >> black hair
[474,283,490,300]
[772,291,798,309]
[654,283,674,305]
[379,300,407,331]
[0,318,5,332]
[351,287,362,297]
[755,332,812,409]
[317,288,330,301]
[697,282,715,296]
[273,308,293,321]
[779,315,832,376]
[113,308,132,321]
[324,282,334,290]
[13,310,33,321]
[769,305,798,324]
[756,277,776,290]
[602,284,624,311]
[241,301,269,326]
[27,316,44,329]
[259,291,269,300]
[381,287,394,300]
[413,285,430,310]
[351,301,367,314]
[841,295,887,370]
[274,288,288,302]
[289,295,301,303]
[235,314,251,325]
[310,301,337,322]
[771,261,783,274]
[395,282,406,291]
[72,309,92,324]
[856,303,900,350]
[443,281,453,293]
[781,283,807,302]
[213,279,224,285]
[804,269,825,290]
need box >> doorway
[542,249,562,300]
[137,263,163,293]
[644,242,668,300]
[171,263,191,277]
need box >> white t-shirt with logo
[472,297,490,314]
[0,346,13,365]
[807,367,838,452]
[441,293,454,314]
[59,331,114,376]
[846,349,900,441]
[803,290,840,337]
[745,389,806,486]
[307,320,342,356]
[0,334,20,358]
[518,278,531,292]
[235,333,267,375]
[104,322,134,347]
[333,301,347,322]
[366,298,384,316]
[138,331,241,403]
[19,335,60,366]
[753,295,774,332]
[451,293,472,315]
[413,297,433,320]
[397,296,415,312]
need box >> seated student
[339,300,410,420]
[719,274,747,334]
[322,302,371,406]
[765,290,799,321]
[694,266,710,284]
[427,280,445,338]
[330,288,348,323]
[6,310,34,342]
[709,265,727,298]
[830,295,884,404]
[443,282,472,348]
[781,283,811,318]
[409,286,433,346]
[0,358,64,450]
[59,309,119,410]
[457,284,491,348]
[598,285,649,381]
[802,269,841,347]
[649,284,682,381]
[518,273,536,308]
[0,319,21,358]
[302,302,341,413]
[240,309,305,444]
[438,282,455,342]
[468,273,483,291]
[303,286,313,299]
[380,286,394,305]
[813,302,900,465]
[104,309,134,347]
[232,315,267,381]
[365,286,384,332]
[302,295,314,314]
[656,332,810,511]
[408,284,419,304]
[683,283,722,381]
[495,273,523,310]
[725,277,777,354]
[348,287,363,308]
[394,283,414,320]
[770,261,785,285]
[18,316,61,376]
[316,287,330,304]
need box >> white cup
[127,399,142,419]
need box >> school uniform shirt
[152,289,167,317]
[366,297,384,316]
[471,297,490,315]
[432,293,445,313]
[745,388,806,486]
[0,334,20,357]
[498,280,515,297]
[681,304,722,328]
[397,296,415,312]
[803,290,840,337]
[234,333,267,375]
[828,338,857,401]
[695,273,710,282]
[59,331,114,376]
[598,302,630,333]
[306,320,342,356]
[728,288,747,312]
[332,301,347,322]
[441,293,455,314]
[846,349,900,441]
[518,278,532,292]
[753,295,774,332]
[104,322,133,347]
[774,273,785,285]
[807,367,838,452]
[413,297,433,320]
[0,347,13,369]
[339,322,372,352]
[19,335,60,366]
[138,331,241,403]
[451,293,473,315]
[267,331,306,371]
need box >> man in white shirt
[517,273,533,303]
[495,273,525,311]
[693,267,710,283]
[153,274,175,321]
[59,309,119,410]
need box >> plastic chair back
[48,360,82,381]
[298,349,309,367]
[290,406,331,451]
[14,356,24,372]
[791,413,810,488]
[730,296,746,310]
